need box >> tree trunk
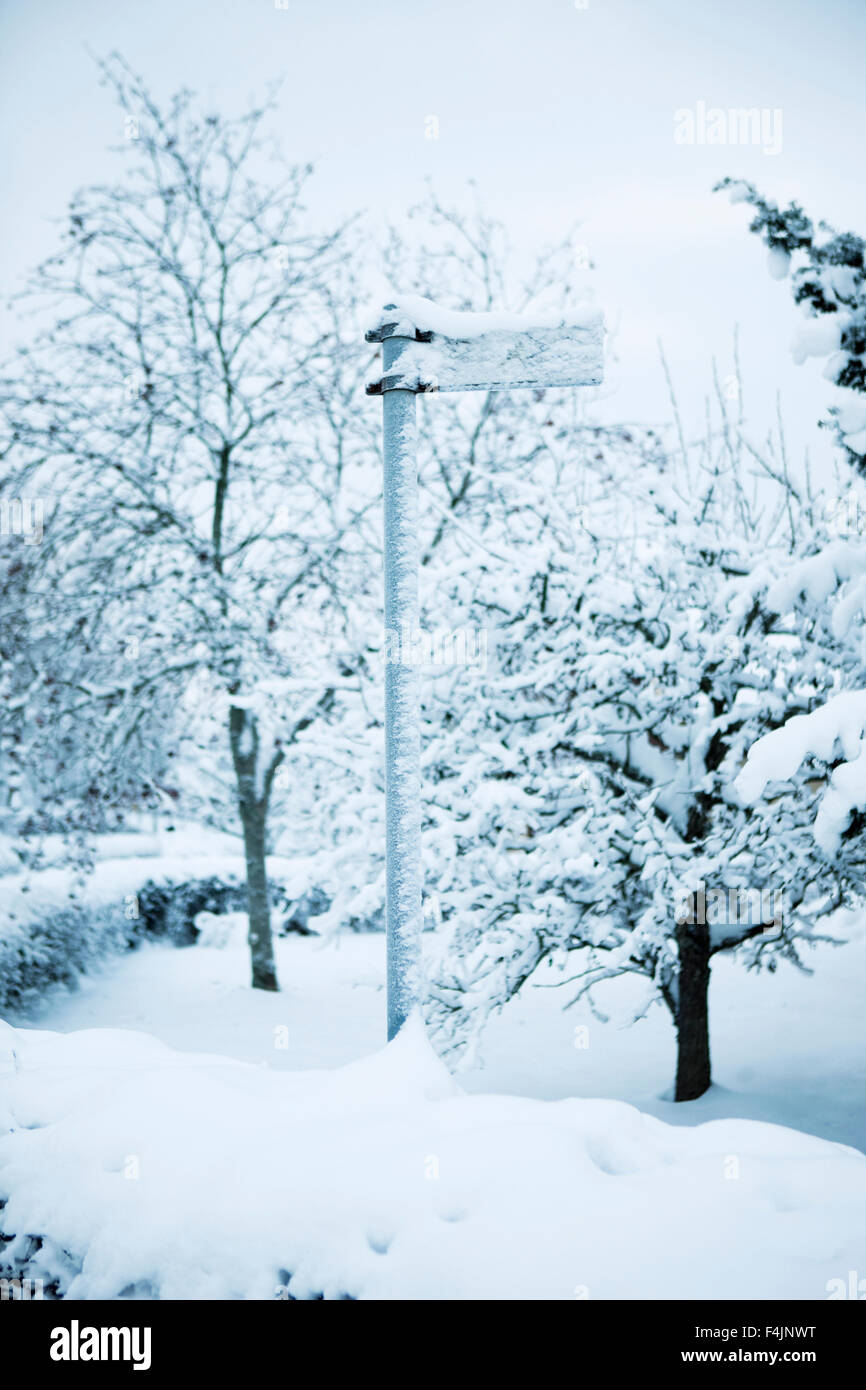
[674,922,711,1101]
[238,792,279,991]
[229,705,279,992]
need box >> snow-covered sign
[367,293,604,1043]
[367,295,604,394]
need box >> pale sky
[2,0,865,466]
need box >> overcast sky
[2,0,864,466]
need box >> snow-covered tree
[421,405,856,1099]
[715,178,866,475]
[0,57,379,988]
[719,179,866,890]
[287,193,850,1100]
[734,545,866,882]
[265,191,604,934]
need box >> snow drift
[1,1015,864,1300]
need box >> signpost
[366,297,604,1039]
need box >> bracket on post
[366,304,435,396]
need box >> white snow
[13,928,864,1147]
[0,845,310,939]
[3,1003,865,1300]
[767,246,790,280]
[736,691,866,853]
[791,313,845,366]
[3,922,866,1300]
[764,540,866,620]
[724,181,753,205]
[837,403,866,435]
[367,294,603,341]
[813,741,866,853]
[193,910,248,950]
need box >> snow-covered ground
[11,919,866,1152]
[3,1009,865,1301]
[3,919,865,1299]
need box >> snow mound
[1,1017,864,1300]
[193,910,248,950]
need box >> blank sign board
[366,302,604,395]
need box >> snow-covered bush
[134,875,247,946]
[0,902,141,1016]
[0,862,305,1014]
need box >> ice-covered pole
[368,317,426,1038]
[366,295,604,1041]
[382,340,422,1039]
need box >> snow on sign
[366,294,604,1043]
[366,295,604,393]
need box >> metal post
[382,333,422,1039]
[368,297,604,1044]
